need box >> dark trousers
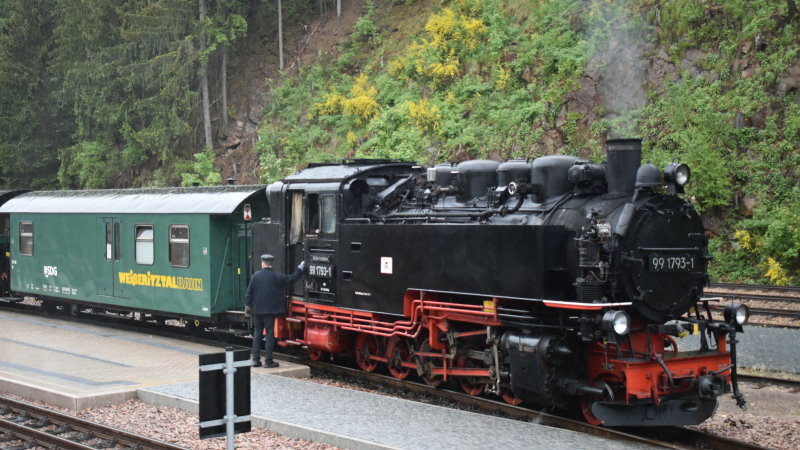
[252,314,277,363]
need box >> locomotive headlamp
[724,303,749,326]
[507,181,539,196]
[602,310,631,335]
[664,163,691,187]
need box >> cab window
[320,195,336,235]
[306,193,320,235]
[19,221,33,256]
[135,225,154,265]
[169,225,190,267]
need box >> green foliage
[58,141,121,189]
[715,192,800,285]
[53,0,200,188]
[181,147,221,186]
[0,0,66,189]
[1,0,254,189]
[353,1,381,44]
[638,0,800,283]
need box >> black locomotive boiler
[258,138,749,426]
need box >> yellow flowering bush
[429,49,461,82]
[407,98,442,133]
[459,16,487,50]
[390,0,488,87]
[765,257,790,286]
[387,57,408,78]
[734,229,754,251]
[341,74,381,125]
[346,131,359,147]
[425,8,459,48]
[495,64,511,90]
[312,93,345,117]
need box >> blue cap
[260,254,274,261]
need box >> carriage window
[135,225,154,265]
[289,192,303,244]
[169,225,190,267]
[106,222,122,260]
[105,223,112,259]
[19,221,33,256]
[114,222,121,261]
[306,193,320,235]
[321,195,336,235]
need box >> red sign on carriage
[243,204,251,221]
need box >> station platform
[0,309,308,409]
[141,375,648,450]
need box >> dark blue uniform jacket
[244,267,302,315]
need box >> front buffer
[583,322,739,426]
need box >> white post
[224,347,236,450]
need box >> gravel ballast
[8,371,800,450]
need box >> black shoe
[252,359,261,367]
[264,361,279,368]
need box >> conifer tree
[0,0,66,189]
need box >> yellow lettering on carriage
[117,270,204,291]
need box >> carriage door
[98,218,122,297]
[303,193,337,305]
[286,191,305,298]
[233,220,251,301]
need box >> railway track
[0,396,183,450]
[709,283,800,294]
[278,354,767,450]
[706,283,800,323]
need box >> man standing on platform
[244,254,305,368]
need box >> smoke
[584,1,651,137]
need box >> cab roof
[282,160,416,183]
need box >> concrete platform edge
[251,365,311,378]
[137,388,400,450]
[1,376,136,410]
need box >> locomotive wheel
[580,375,619,426]
[385,336,413,380]
[455,347,487,396]
[501,389,524,406]
[354,333,381,372]
[416,334,443,387]
[307,347,327,361]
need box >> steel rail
[707,303,800,319]
[706,292,800,303]
[0,396,185,450]
[281,354,767,450]
[738,374,800,389]
[709,283,800,293]
[0,419,95,450]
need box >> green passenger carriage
[0,190,30,296]
[0,186,268,322]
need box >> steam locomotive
[0,138,749,426]
[256,138,749,426]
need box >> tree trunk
[221,44,228,130]
[789,0,797,21]
[278,0,284,70]
[337,0,341,17]
[199,0,212,150]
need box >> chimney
[605,138,641,196]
